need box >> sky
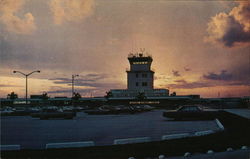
[0,0,249,98]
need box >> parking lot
[1,110,220,149]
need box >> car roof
[180,105,199,108]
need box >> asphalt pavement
[1,110,220,149]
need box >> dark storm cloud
[203,70,233,81]
[206,2,250,47]
[172,70,181,77]
[221,18,250,47]
[203,66,250,86]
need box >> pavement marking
[215,118,225,130]
[114,137,151,145]
[161,133,190,140]
[194,130,214,136]
[45,141,95,149]
[0,145,21,151]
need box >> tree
[136,92,146,100]
[170,92,176,96]
[105,91,113,99]
[72,92,82,100]
[7,92,18,99]
[41,92,49,100]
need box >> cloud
[49,73,108,83]
[172,70,181,77]
[154,74,170,81]
[49,73,122,89]
[47,88,95,94]
[0,0,36,34]
[205,2,250,47]
[0,84,22,87]
[0,36,12,62]
[169,67,250,89]
[53,80,120,89]
[174,79,187,83]
[203,70,233,81]
[49,0,94,25]
[168,79,212,89]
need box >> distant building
[110,52,169,97]
[30,95,43,99]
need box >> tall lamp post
[72,74,79,98]
[13,70,40,104]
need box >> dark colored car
[84,105,133,115]
[163,105,217,120]
[84,105,153,115]
[31,108,76,120]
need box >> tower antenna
[140,48,145,53]
[131,37,134,53]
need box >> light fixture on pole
[72,74,79,98]
[13,70,41,104]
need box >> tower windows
[136,73,138,78]
[132,61,148,64]
[136,82,139,86]
[142,82,148,86]
[142,73,147,78]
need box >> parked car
[0,107,14,116]
[31,107,76,119]
[84,105,152,115]
[163,105,217,120]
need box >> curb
[114,137,151,145]
[45,141,95,149]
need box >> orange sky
[0,0,249,98]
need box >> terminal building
[110,53,169,98]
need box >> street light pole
[72,74,79,98]
[13,70,40,104]
[26,75,28,103]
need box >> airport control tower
[127,53,154,90]
[110,50,168,97]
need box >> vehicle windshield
[178,106,201,112]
